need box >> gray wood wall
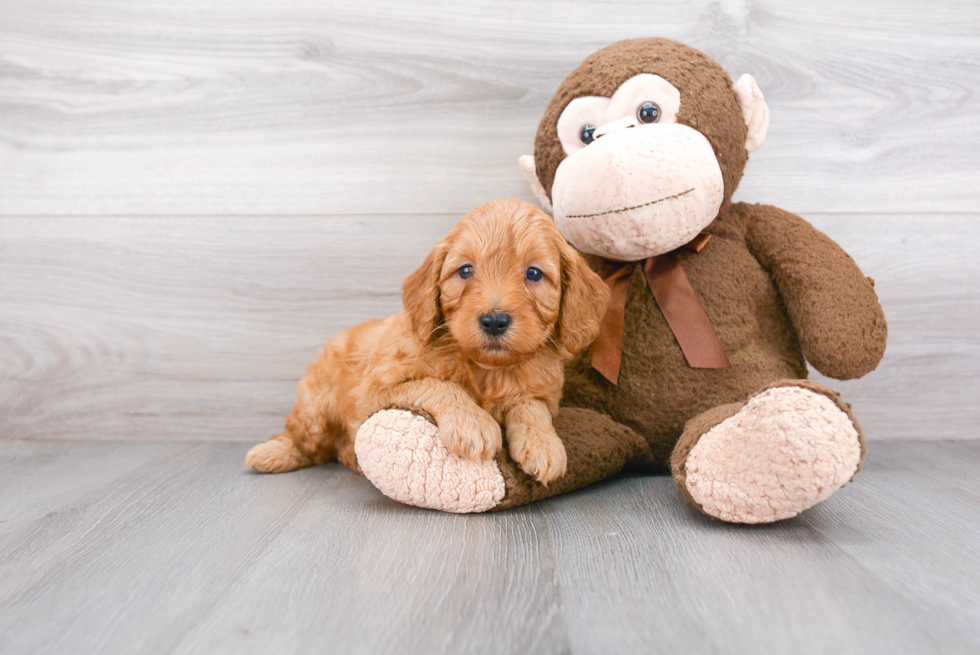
[1,0,978,442]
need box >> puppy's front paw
[508,424,567,485]
[438,407,503,463]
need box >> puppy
[246,198,610,484]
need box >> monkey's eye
[525,267,544,282]
[637,101,661,124]
[580,125,596,145]
[458,265,474,279]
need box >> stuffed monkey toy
[354,37,887,523]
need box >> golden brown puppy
[246,198,609,483]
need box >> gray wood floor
[1,440,978,655]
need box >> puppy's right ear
[402,240,449,343]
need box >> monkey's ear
[519,155,554,214]
[733,74,770,153]
[402,240,449,343]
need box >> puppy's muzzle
[479,311,512,338]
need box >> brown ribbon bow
[590,233,731,384]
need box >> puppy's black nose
[479,311,511,337]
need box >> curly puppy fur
[246,198,610,484]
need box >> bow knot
[589,234,732,384]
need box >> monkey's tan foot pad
[680,387,862,524]
[355,409,506,513]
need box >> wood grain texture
[1,0,978,216]
[2,213,977,443]
[0,439,977,654]
[1,1,978,446]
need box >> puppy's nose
[479,311,512,337]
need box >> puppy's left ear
[556,238,610,354]
[403,240,449,343]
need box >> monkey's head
[520,38,769,261]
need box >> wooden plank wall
[1,0,978,442]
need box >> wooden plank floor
[1,440,978,655]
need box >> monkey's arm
[743,203,887,380]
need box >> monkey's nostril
[479,312,512,337]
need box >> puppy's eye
[580,125,596,145]
[525,267,544,282]
[458,265,474,279]
[637,101,661,124]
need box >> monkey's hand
[745,203,887,380]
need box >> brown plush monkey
[354,38,887,523]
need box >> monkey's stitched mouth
[564,188,695,220]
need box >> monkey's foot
[671,381,864,524]
[355,409,506,513]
